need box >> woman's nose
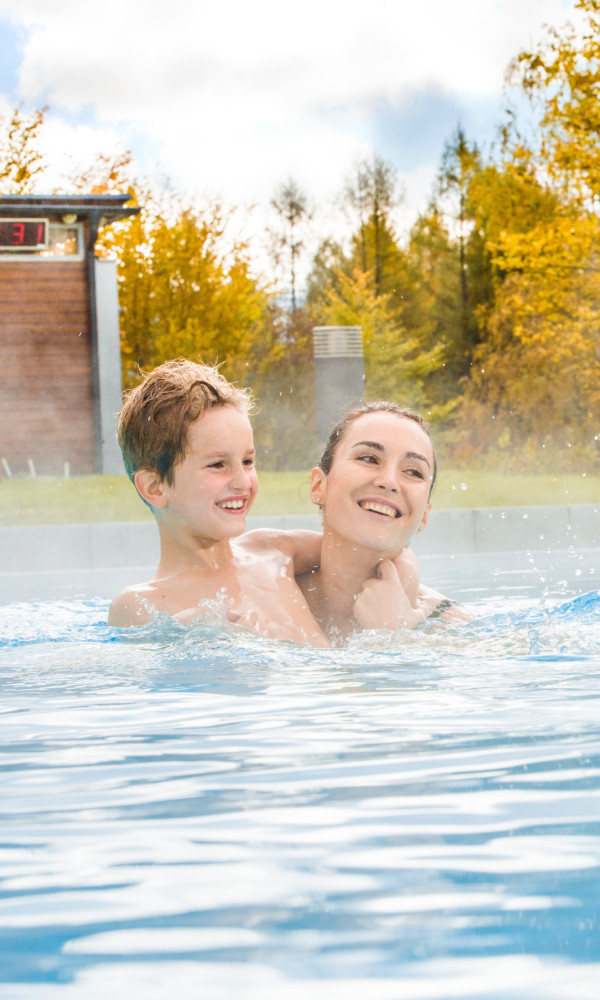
[373,464,399,491]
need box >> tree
[97,197,272,390]
[402,205,471,405]
[0,107,47,193]
[511,0,600,206]
[342,155,402,298]
[451,0,600,466]
[434,128,489,368]
[68,150,136,196]
[248,307,318,470]
[269,178,311,312]
[310,263,442,410]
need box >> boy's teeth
[360,501,398,518]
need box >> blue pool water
[1,590,600,999]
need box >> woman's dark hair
[319,400,437,494]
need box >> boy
[108,359,330,646]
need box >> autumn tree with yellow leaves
[451,0,600,469]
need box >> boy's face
[163,405,259,542]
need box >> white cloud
[0,0,580,238]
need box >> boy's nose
[231,464,252,490]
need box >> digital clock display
[0,219,49,250]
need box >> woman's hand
[391,546,420,605]
[353,558,429,631]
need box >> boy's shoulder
[108,581,156,627]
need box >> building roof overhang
[0,193,139,226]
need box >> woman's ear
[309,466,326,507]
[416,502,432,535]
[133,468,169,508]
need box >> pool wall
[0,505,598,605]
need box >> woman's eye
[357,454,377,464]
[405,467,425,479]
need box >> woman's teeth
[359,501,399,518]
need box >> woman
[297,401,469,645]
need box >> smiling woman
[297,401,469,644]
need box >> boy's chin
[221,516,249,537]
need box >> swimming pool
[1,564,600,997]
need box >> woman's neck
[301,532,384,641]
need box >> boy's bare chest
[148,548,291,616]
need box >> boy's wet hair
[318,400,437,494]
[118,358,253,485]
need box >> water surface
[1,593,600,998]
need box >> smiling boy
[108,359,329,645]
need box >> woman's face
[310,411,434,554]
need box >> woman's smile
[357,498,402,518]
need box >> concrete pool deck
[0,504,600,604]
[1,504,598,606]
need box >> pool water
[1,591,600,999]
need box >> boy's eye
[243,458,255,468]
[208,460,226,469]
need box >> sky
[0,0,579,279]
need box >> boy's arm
[245,528,322,575]
[284,530,322,574]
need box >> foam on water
[1,593,600,998]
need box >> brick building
[0,194,139,475]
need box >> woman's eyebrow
[350,439,385,451]
[405,451,431,469]
[351,440,431,470]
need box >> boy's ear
[134,468,169,508]
[309,467,326,507]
